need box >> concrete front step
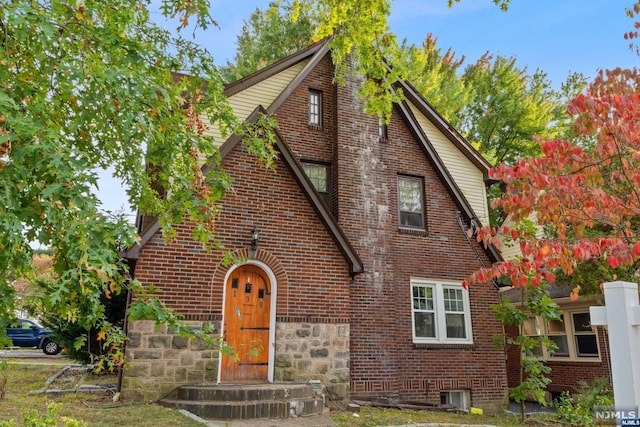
[159,383,325,420]
[167,383,316,402]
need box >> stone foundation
[274,322,350,401]
[122,320,350,402]
[122,320,221,401]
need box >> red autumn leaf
[632,242,640,258]
[608,256,620,269]
[463,68,640,292]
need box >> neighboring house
[501,284,612,399]
[123,40,508,412]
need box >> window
[398,175,424,229]
[572,312,598,357]
[378,116,388,142]
[524,310,600,360]
[547,315,569,357]
[308,90,322,128]
[411,279,472,344]
[302,162,330,206]
[521,316,543,357]
[440,390,470,410]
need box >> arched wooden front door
[221,264,272,383]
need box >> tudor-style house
[123,40,508,413]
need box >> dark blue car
[5,318,61,355]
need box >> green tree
[460,54,582,166]
[220,2,318,82]
[405,34,469,128]
[0,0,276,367]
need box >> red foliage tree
[464,67,640,297]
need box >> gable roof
[125,105,365,276]
[237,39,500,262]
[126,39,502,266]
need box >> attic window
[308,89,322,129]
[398,175,424,229]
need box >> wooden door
[221,265,271,382]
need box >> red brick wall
[505,323,612,396]
[273,53,507,410]
[133,142,353,322]
[132,50,508,411]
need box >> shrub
[554,377,614,426]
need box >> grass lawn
[0,361,560,426]
[0,362,204,426]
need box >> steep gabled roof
[224,39,328,98]
[225,38,494,183]
[393,88,502,263]
[399,80,494,182]
[127,40,502,265]
[125,105,365,276]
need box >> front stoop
[159,383,325,420]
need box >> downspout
[455,211,500,290]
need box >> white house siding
[408,103,490,226]
[203,59,311,147]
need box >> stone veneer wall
[274,322,350,401]
[122,319,350,402]
[122,320,221,401]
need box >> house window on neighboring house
[378,116,388,142]
[521,316,544,357]
[547,315,570,357]
[308,90,322,128]
[398,175,424,229]
[302,161,330,206]
[411,279,473,345]
[524,310,600,360]
[572,312,599,357]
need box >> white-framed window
[398,175,424,229]
[523,310,600,361]
[308,89,322,127]
[411,278,473,344]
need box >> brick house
[501,284,612,399]
[123,40,508,412]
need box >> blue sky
[172,0,639,86]
[104,0,639,216]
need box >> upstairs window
[302,161,330,206]
[308,90,322,128]
[398,175,424,229]
[379,116,388,142]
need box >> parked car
[4,318,61,355]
